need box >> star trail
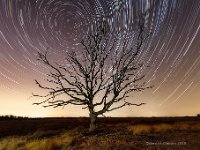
[0,0,200,117]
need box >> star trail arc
[0,0,200,117]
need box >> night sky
[0,0,200,117]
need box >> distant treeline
[0,115,29,120]
[0,114,200,120]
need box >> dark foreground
[0,117,200,150]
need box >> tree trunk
[89,113,97,132]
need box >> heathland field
[0,117,200,150]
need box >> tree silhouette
[33,12,152,132]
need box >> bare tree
[33,12,152,132]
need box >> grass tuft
[128,121,200,135]
[0,131,72,150]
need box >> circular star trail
[0,0,200,117]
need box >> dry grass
[1,117,200,149]
[128,121,200,135]
[128,124,173,134]
[0,131,72,150]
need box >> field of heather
[0,117,200,150]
